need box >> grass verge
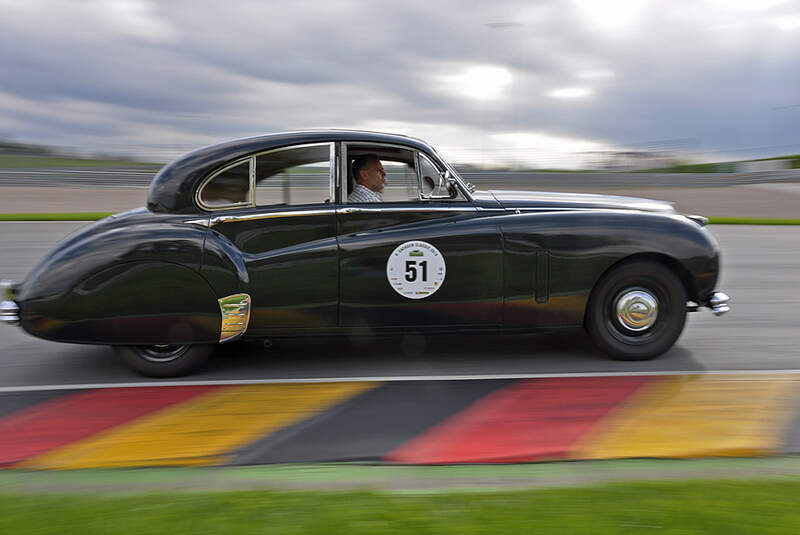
[707,217,800,225]
[0,154,160,168]
[2,479,799,533]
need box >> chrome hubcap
[615,290,658,331]
[137,344,188,363]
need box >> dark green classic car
[0,131,729,376]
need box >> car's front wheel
[115,344,214,377]
[585,260,687,361]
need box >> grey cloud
[1,0,799,160]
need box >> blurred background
[1,0,798,174]
[4,0,799,219]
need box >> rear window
[198,160,252,209]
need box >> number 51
[405,260,428,282]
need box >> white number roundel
[386,241,446,299]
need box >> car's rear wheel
[115,344,214,377]
[585,260,687,361]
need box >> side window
[418,153,440,198]
[418,153,465,201]
[198,160,252,209]
[382,160,419,202]
[255,144,331,207]
[346,145,419,203]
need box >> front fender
[499,210,720,327]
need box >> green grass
[634,154,800,173]
[708,217,800,225]
[1,479,799,534]
[752,153,800,166]
[633,161,732,173]
[0,154,160,168]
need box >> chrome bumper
[687,291,730,316]
[0,300,19,325]
[708,291,730,316]
[1,280,19,326]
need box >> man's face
[359,159,386,193]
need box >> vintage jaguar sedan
[1,130,730,376]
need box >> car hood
[486,189,676,214]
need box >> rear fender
[199,229,249,297]
[23,262,220,344]
[17,217,221,344]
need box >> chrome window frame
[195,142,335,212]
[329,142,337,204]
[195,157,255,212]
[339,141,348,204]
[430,146,473,201]
[416,151,466,201]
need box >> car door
[337,144,503,328]
[200,142,339,335]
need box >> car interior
[198,142,462,210]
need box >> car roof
[147,130,436,214]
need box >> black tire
[115,344,214,377]
[585,260,687,361]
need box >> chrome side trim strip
[218,293,251,343]
[209,209,336,226]
[513,207,666,215]
[686,214,709,226]
[336,206,475,215]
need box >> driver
[348,154,385,203]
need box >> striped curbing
[572,374,800,460]
[0,386,218,467]
[230,379,514,465]
[386,376,652,464]
[1,374,799,469]
[21,382,376,470]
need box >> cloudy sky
[1,0,799,166]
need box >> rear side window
[198,160,252,209]
[255,143,332,206]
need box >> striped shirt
[347,184,383,203]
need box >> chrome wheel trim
[615,289,659,332]
[137,344,190,363]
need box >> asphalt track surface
[0,223,798,388]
